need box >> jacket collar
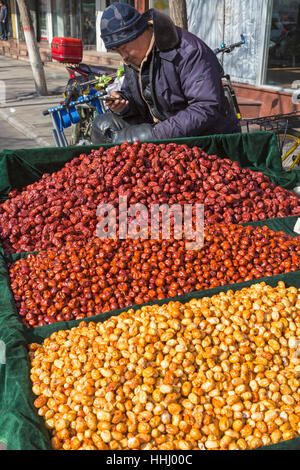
[142,8,180,52]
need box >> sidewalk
[0,56,115,148]
[0,56,71,147]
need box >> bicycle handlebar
[41,90,115,117]
[214,34,245,55]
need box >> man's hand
[111,123,154,144]
[105,91,129,114]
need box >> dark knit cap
[100,2,148,50]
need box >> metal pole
[51,113,68,147]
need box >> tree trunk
[169,0,188,30]
[16,0,48,96]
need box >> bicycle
[43,40,122,147]
[241,112,300,172]
[214,36,300,172]
[214,34,245,122]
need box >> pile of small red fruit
[0,142,299,253]
[9,222,300,327]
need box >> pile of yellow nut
[29,281,300,450]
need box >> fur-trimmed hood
[142,8,180,52]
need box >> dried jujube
[1,142,299,253]
[9,223,300,328]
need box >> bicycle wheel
[276,130,300,172]
[71,105,93,145]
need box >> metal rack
[242,111,300,154]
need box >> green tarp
[0,216,299,450]
[0,132,300,450]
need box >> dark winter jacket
[0,5,7,22]
[119,9,240,140]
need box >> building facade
[8,1,168,51]
[4,0,300,115]
[158,0,297,112]
[187,0,300,105]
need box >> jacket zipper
[138,35,159,124]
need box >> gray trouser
[0,22,7,39]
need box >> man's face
[112,29,152,68]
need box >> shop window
[82,0,96,48]
[104,1,169,14]
[38,0,49,42]
[51,0,79,38]
[105,1,135,7]
[266,0,300,88]
[52,0,96,49]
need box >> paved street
[0,118,38,151]
[0,56,73,147]
[0,56,68,102]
